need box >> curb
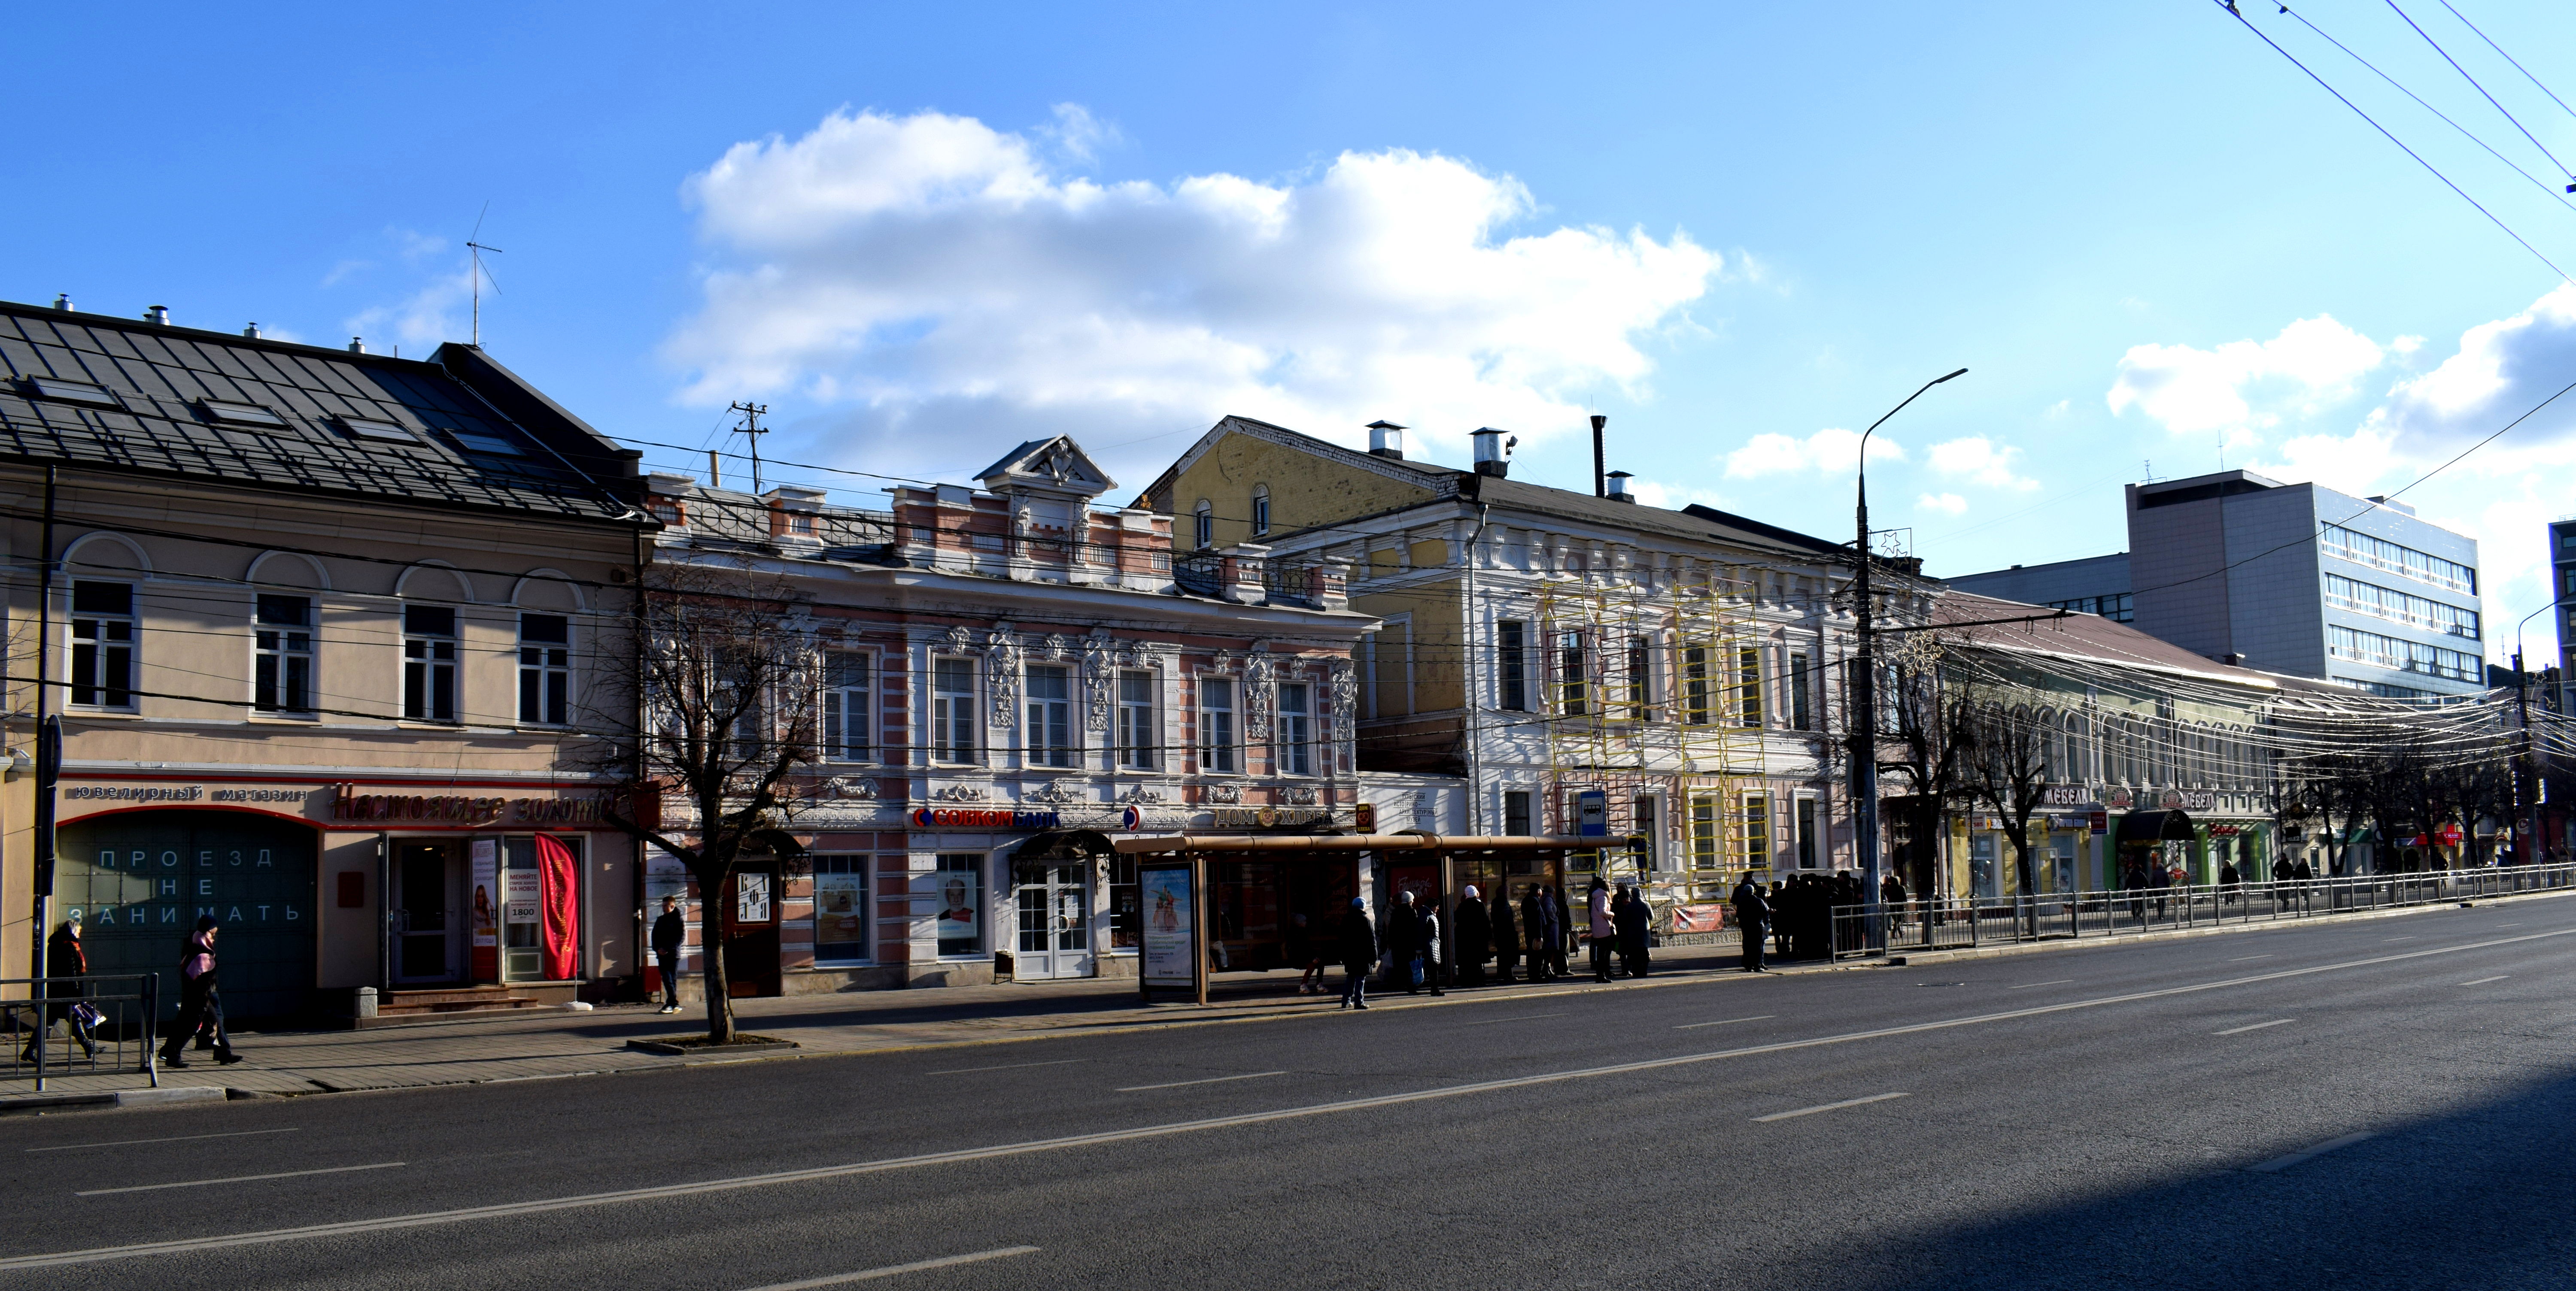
[1880,885,2576,967]
[0,1085,227,1115]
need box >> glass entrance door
[1014,862,1093,979]
[394,842,459,982]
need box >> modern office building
[2550,516,2576,707]
[1944,469,2485,700]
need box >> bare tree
[1865,629,1964,900]
[1951,688,2050,918]
[592,559,822,1043]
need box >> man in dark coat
[652,895,687,1014]
[1337,897,1376,1010]
[1453,886,1491,988]
[23,918,96,1063]
[1385,891,1424,993]
[1489,888,1520,984]
[1613,885,1651,978]
[1522,886,1560,981]
[160,917,240,1068]
[1731,873,1770,973]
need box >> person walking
[2270,853,2293,909]
[1731,872,1771,973]
[159,917,240,1068]
[1453,885,1490,989]
[1522,885,1560,982]
[1489,886,1520,985]
[22,917,97,1064]
[1585,879,1615,982]
[1338,897,1376,1010]
[1613,885,1651,979]
[651,895,687,1014]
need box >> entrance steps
[354,985,546,1029]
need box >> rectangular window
[1276,682,1313,776]
[1504,790,1532,837]
[1117,670,1157,770]
[1789,652,1813,730]
[822,650,872,761]
[1743,794,1770,871]
[731,686,766,762]
[1683,645,1711,726]
[252,593,312,713]
[1252,491,1270,536]
[517,612,570,725]
[1109,855,1142,950]
[402,604,457,722]
[2325,624,2480,682]
[1634,795,1659,871]
[1624,636,1656,722]
[933,657,976,763]
[1796,797,1818,869]
[2323,573,2480,640]
[70,580,135,709]
[1200,676,1237,773]
[1736,646,1764,728]
[1689,794,1720,870]
[1557,630,1588,717]
[1497,620,1529,712]
[1027,664,1075,767]
[935,854,982,956]
[2320,524,2476,595]
[811,856,870,964]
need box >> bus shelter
[1113,833,1643,1004]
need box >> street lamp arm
[1857,367,1969,474]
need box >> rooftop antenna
[465,202,504,347]
[729,401,770,493]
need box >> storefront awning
[2115,810,2196,846]
[1113,833,1638,855]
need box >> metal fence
[0,974,160,1094]
[1831,862,2576,960]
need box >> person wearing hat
[1337,896,1377,1010]
[159,916,241,1068]
[1452,885,1490,988]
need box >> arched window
[1193,500,1213,549]
[1250,485,1270,537]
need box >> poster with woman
[1139,864,1195,988]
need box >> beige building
[0,301,649,1019]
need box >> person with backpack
[160,917,241,1068]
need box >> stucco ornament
[985,631,1022,724]
[1245,653,1276,731]
[1081,636,1113,731]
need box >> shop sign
[1355,802,1376,832]
[1211,806,1334,830]
[2102,787,2136,810]
[2438,822,2464,847]
[910,807,1062,830]
[2159,790,2215,812]
[2041,784,2094,808]
[331,784,614,826]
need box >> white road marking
[2497,923,2521,928]
[2459,976,2510,986]
[76,1162,405,1197]
[28,1128,299,1154]
[1675,1015,1777,1029]
[741,1246,1041,1288]
[2248,1131,2373,1174]
[1460,1012,1565,1026]
[1115,1071,1288,1092]
[2383,936,2416,942]
[2007,980,2075,990]
[2228,955,2273,962]
[2215,1019,2297,1036]
[925,1059,1088,1076]
[9,925,2572,1271]
[1753,1092,1909,1123]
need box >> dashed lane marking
[739,1246,1042,1288]
[1753,1092,1910,1123]
[2007,980,2075,990]
[2459,976,2510,986]
[925,1059,1089,1076]
[1115,1071,1287,1092]
[29,1128,300,1154]
[2215,1019,2297,1036]
[76,1162,405,1197]
[1675,1015,1776,1030]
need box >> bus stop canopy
[1114,833,1625,855]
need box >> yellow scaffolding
[1537,564,1765,901]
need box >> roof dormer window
[200,400,286,427]
[25,377,118,408]
[338,416,420,444]
[448,430,526,457]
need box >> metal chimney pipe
[1590,414,1607,497]
[144,305,169,326]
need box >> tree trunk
[697,874,736,1044]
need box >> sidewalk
[3,943,1773,1106]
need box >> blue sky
[15,2,2576,662]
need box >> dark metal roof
[0,301,639,522]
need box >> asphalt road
[3,896,2573,1291]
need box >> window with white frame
[1623,636,1656,722]
[1276,681,1313,776]
[932,656,976,764]
[253,593,313,714]
[1504,790,1533,837]
[518,612,570,725]
[823,650,871,761]
[1200,676,1238,773]
[1557,630,1588,717]
[1736,646,1764,728]
[1027,663,1075,767]
[1795,797,1818,868]
[1789,652,1813,730]
[1689,794,1721,870]
[1742,793,1771,870]
[70,580,135,709]
[1682,645,1711,726]
[402,604,457,722]
[1117,670,1157,770]
[1251,485,1270,536]
[1497,620,1530,711]
[1193,500,1213,549]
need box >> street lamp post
[1852,368,1967,951]
[2511,601,2559,867]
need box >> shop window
[1789,652,1813,730]
[1276,681,1312,776]
[1117,670,1157,770]
[1690,794,1720,870]
[1504,789,1532,837]
[1200,676,1238,773]
[1557,630,1588,717]
[518,612,571,726]
[1683,645,1710,726]
[1742,794,1770,871]
[1736,646,1764,728]
[935,854,983,956]
[823,650,872,761]
[253,593,312,713]
[1109,855,1141,951]
[1497,620,1529,711]
[1027,663,1075,767]
[1971,833,1999,900]
[69,580,135,709]
[932,657,977,764]
[501,835,581,981]
[812,856,869,963]
[402,604,458,722]
[1796,797,1818,869]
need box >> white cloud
[1916,492,1968,516]
[1035,103,1119,163]
[1927,435,2038,491]
[1625,478,1733,512]
[662,108,1723,480]
[344,264,473,355]
[1723,425,1898,478]
[2106,314,2388,444]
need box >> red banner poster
[537,834,580,982]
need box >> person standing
[2219,859,2240,907]
[159,917,240,1068]
[1386,890,1424,994]
[1489,886,1520,985]
[1522,885,1559,982]
[651,895,687,1014]
[1417,895,1443,996]
[1453,885,1491,989]
[1585,879,1615,982]
[2270,853,2293,909]
[1338,897,1376,1010]
[1614,885,1651,979]
[22,918,97,1064]
[1731,873,1771,973]
[1549,883,1576,979]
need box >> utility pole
[729,402,769,494]
[1850,370,1966,952]
[29,465,55,981]
[2515,649,2540,866]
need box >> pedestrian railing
[0,974,160,1094]
[1830,862,2576,961]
